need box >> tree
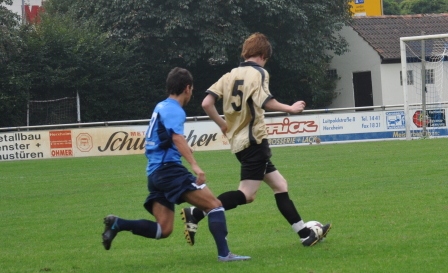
[2,0,352,127]
[18,13,158,122]
[383,0,401,15]
[47,0,352,110]
[1,7,159,126]
[400,0,448,14]
[0,0,20,64]
[0,0,28,127]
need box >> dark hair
[166,67,193,96]
[241,33,273,60]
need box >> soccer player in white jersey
[101,67,250,262]
[181,33,331,247]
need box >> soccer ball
[305,221,325,242]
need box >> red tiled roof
[350,14,448,60]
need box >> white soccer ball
[305,221,325,242]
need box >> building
[328,14,448,108]
[2,0,43,23]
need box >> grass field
[1,139,448,273]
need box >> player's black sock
[274,192,310,238]
[297,224,311,238]
[275,192,301,224]
[207,207,230,257]
[192,207,206,221]
[217,190,247,211]
[192,190,246,223]
[116,218,161,239]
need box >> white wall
[380,60,448,106]
[328,26,383,108]
[379,63,404,105]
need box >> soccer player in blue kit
[101,67,250,262]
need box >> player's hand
[220,124,228,137]
[192,165,206,185]
[290,101,306,113]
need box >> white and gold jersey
[206,61,273,153]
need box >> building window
[425,69,434,84]
[400,70,414,85]
[326,69,338,78]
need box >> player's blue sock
[207,207,230,257]
[116,218,161,239]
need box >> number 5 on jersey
[231,80,244,111]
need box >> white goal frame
[400,33,448,140]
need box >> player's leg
[182,188,251,261]
[102,165,181,250]
[181,187,248,223]
[263,170,304,231]
[180,175,261,244]
[263,170,315,245]
[264,170,331,246]
[180,179,258,246]
[180,141,266,245]
[101,200,167,250]
[216,141,267,208]
[151,202,175,238]
[182,185,221,212]
[237,179,262,203]
[218,139,268,208]
[183,188,227,253]
[182,176,256,221]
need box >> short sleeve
[206,73,229,100]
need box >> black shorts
[143,162,204,215]
[235,139,277,181]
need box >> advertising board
[350,0,383,16]
[2,109,447,161]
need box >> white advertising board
[1,109,447,161]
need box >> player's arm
[264,98,306,114]
[202,94,227,135]
[172,133,206,185]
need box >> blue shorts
[143,162,203,215]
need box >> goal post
[400,33,448,140]
[27,92,81,126]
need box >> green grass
[1,139,448,273]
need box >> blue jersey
[145,98,186,176]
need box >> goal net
[400,34,448,140]
[27,94,80,126]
